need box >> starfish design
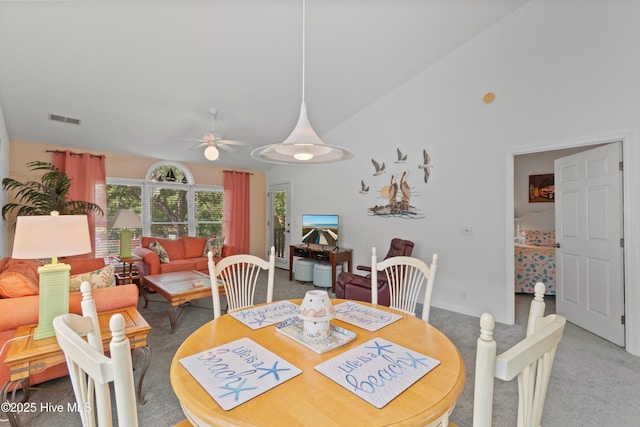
[218,378,258,402]
[257,361,291,381]
[365,340,394,355]
[237,311,253,319]
[248,316,269,327]
[402,352,431,369]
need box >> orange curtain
[223,170,250,254]
[53,151,107,257]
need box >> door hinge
[619,161,623,171]
[620,238,624,248]
[621,315,625,325]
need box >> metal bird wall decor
[362,148,427,219]
[371,158,386,176]
[359,180,370,194]
[418,149,433,184]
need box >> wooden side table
[1,307,151,425]
[115,255,147,307]
[115,255,141,285]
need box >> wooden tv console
[289,244,352,293]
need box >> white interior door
[555,142,624,345]
[268,183,291,270]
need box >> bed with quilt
[514,229,556,295]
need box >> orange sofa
[0,257,139,389]
[133,236,236,277]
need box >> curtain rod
[223,170,254,175]
[46,149,105,159]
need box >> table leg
[139,280,149,308]
[133,345,152,405]
[1,377,30,427]
[168,304,189,333]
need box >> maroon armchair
[335,238,414,306]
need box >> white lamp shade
[111,209,142,229]
[12,214,92,259]
[204,145,220,161]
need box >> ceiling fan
[187,108,244,161]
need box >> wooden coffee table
[143,270,225,333]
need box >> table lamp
[111,209,142,258]
[11,212,92,340]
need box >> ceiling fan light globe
[204,145,220,161]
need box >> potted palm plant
[2,161,103,219]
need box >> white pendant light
[251,0,354,165]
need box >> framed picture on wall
[529,174,554,203]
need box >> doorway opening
[507,135,628,347]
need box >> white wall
[267,0,640,354]
[0,104,9,259]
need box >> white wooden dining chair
[370,248,438,322]
[53,310,138,427]
[209,246,276,319]
[472,309,566,427]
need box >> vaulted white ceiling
[0,0,528,171]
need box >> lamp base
[34,263,70,340]
[119,229,133,258]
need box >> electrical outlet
[460,225,474,235]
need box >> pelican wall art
[359,147,432,219]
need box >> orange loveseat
[133,236,236,277]
[0,257,139,388]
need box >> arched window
[104,161,223,257]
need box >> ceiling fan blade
[188,142,208,150]
[218,144,234,152]
[220,139,245,146]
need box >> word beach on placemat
[180,337,301,410]
[230,301,299,329]
[333,302,402,332]
[315,338,440,408]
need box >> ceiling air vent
[48,113,81,126]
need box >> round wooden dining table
[170,299,465,427]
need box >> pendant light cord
[302,0,306,102]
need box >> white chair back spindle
[371,249,438,322]
[210,246,276,319]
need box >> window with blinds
[102,161,223,257]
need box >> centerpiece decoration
[298,290,335,339]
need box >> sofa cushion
[149,241,171,263]
[69,263,116,292]
[193,257,209,272]
[64,257,107,276]
[0,272,39,298]
[159,259,199,274]
[183,236,206,259]
[0,259,40,298]
[203,236,225,257]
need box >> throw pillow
[521,229,555,246]
[0,271,39,298]
[203,236,225,258]
[149,241,171,264]
[69,263,116,292]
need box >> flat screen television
[301,214,339,247]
